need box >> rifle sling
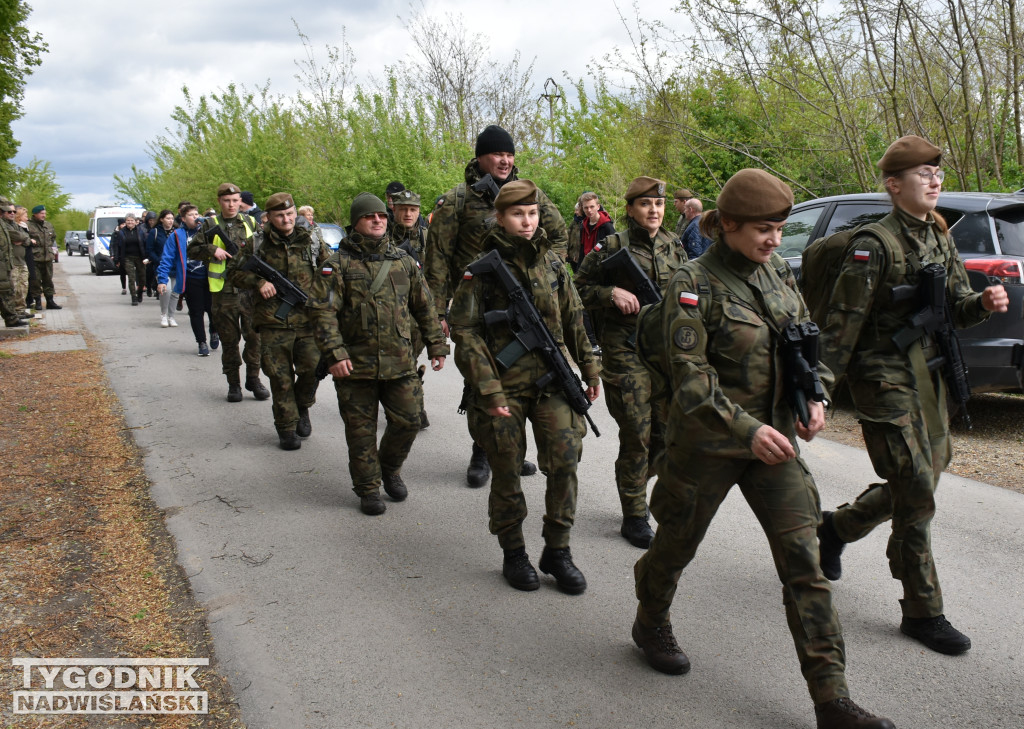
[359,259,392,331]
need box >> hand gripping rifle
[598,248,662,348]
[468,249,600,436]
[891,262,972,428]
[240,255,309,321]
[780,322,827,428]
[204,224,240,256]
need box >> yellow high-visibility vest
[207,215,254,292]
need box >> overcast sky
[13,0,667,211]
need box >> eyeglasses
[910,168,945,183]
[363,213,388,221]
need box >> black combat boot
[900,614,971,655]
[538,546,587,594]
[814,697,895,728]
[5,318,28,328]
[520,460,538,476]
[296,407,312,437]
[632,617,691,675]
[466,442,490,488]
[226,383,243,403]
[621,516,655,549]
[818,511,846,580]
[278,430,301,451]
[245,376,270,400]
[34,296,42,310]
[502,547,539,591]
[419,409,430,429]
[359,491,386,516]
[382,472,408,501]
[45,295,62,310]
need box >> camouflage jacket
[226,224,328,330]
[659,240,833,458]
[820,207,989,387]
[424,160,568,310]
[0,220,11,271]
[449,227,599,409]
[307,232,448,380]
[574,218,688,377]
[186,213,258,294]
[392,222,426,264]
[26,218,56,262]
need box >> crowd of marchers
[62,125,1010,729]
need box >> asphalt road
[63,254,1024,729]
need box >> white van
[87,203,147,275]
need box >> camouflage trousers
[259,326,320,432]
[28,260,53,297]
[11,248,28,306]
[831,377,951,619]
[123,255,145,298]
[472,391,585,551]
[603,364,666,518]
[635,449,848,705]
[334,374,423,496]
[0,270,22,325]
[211,291,261,383]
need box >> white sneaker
[160,315,169,328]
[168,317,178,327]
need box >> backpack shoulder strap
[454,182,467,219]
[858,221,906,281]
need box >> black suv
[781,192,1024,393]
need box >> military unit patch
[853,249,871,262]
[675,325,698,350]
[678,291,699,306]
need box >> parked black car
[781,192,1024,393]
[64,230,88,256]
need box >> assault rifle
[204,224,240,256]
[467,249,600,436]
[780,322,827,428]
[891,262,972,428]
[240,255,309,321]
[599,248,662,348]
[471,174,501,203]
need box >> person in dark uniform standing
[631,169,895,729]
[228,193,330,451]
[449,180,600,594]
[26,205,61,310]
[816,135,1008,656]
[574,177,688,548]
[309,193,448,515]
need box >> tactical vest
[207,214,255,292]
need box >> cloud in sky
[13,0,659,210]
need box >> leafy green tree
[0,1,46,186]
[11,157,70,213]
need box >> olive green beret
[350,192,387,221]
[625,176,667,203]
[877,135,942,173]
[674,188,693,200]
[392,189,421,207]
[217,183,241,198]
[716,169,794,222]
[494,180,539,212]
[265,192,295,212]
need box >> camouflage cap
[217,182,241,198]
[494,180,539,212]
[350,192,387,221]
[877,135,942,173]
[674,188,694,200]
[716,169,793,222]
[392,189,421,207]
[625,176,667,203]
[265,192,295,212]
[0,203,14,213]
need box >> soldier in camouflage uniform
[425,124,566,487]
[671,188,693,238]
[391,189,432,428]
[816,136,1008,657]
[227,193,329,451]
[632,170,894,729]
[2,203,31,313]
[309,193,448,516]
[0,198,29,328]
[187,183,270,403]
[449,180,600,595]
[26,205,61,310]
[575,177,688,549]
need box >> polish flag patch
[463,270,473,280]
[679,291,699,307]
[321,264,333,276]
[852,249,871,262]
[594,243,602,252]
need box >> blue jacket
[681,215,713,259]
[146,226,173,263]
[157,226,202,294]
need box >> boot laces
[834,697,876,718]
[654,626,683,655]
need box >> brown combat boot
[632,617,690,675]
[814,697,895,728]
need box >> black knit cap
[385,181,405,196]
[475,125,515,158]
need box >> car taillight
[963,258,1024,284]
